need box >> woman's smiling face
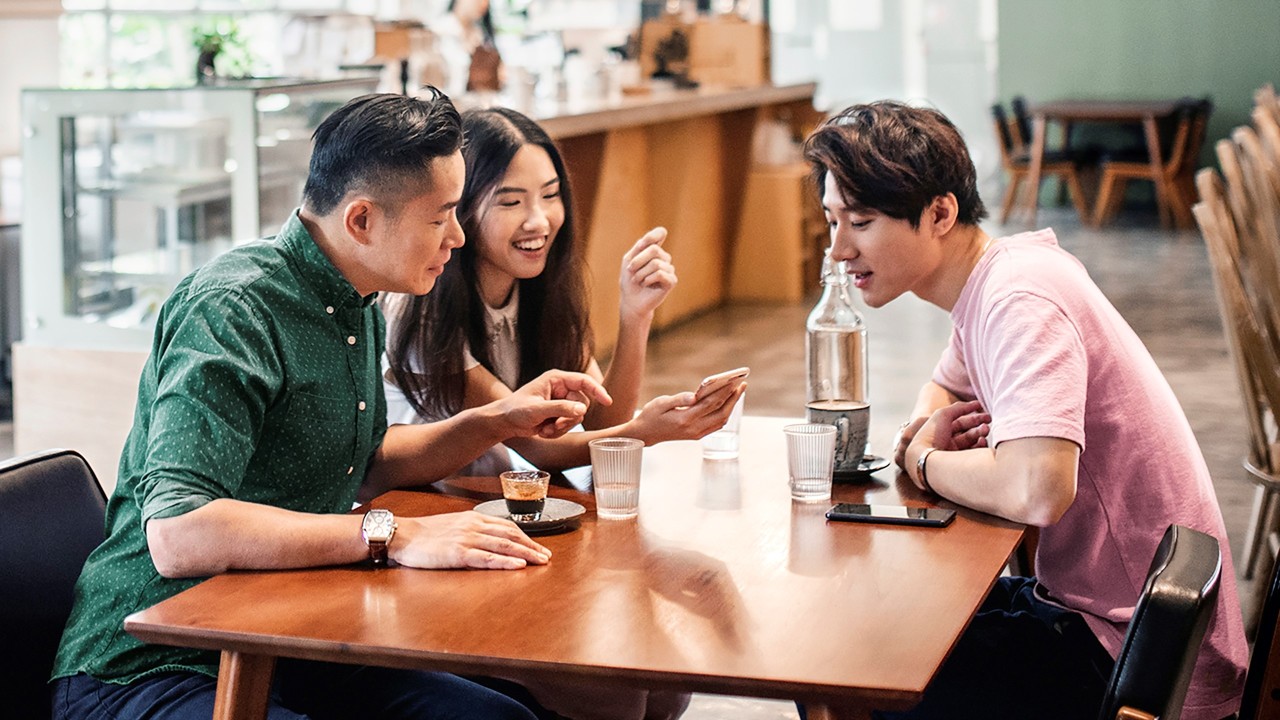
[473,144,565,305]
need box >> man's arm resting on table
[146,498,552,578]
[905,435,1079,528]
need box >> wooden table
[1024,99,1182,227]
[124,416,1024,719]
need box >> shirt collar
[276,210,378,310]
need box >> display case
[20,76,379,350]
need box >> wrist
[916,447,939,494]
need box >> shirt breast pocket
[287,390,351,422]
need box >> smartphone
[693,367,750,402]
[825,503,957,528]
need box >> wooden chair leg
[1244,485,1280,581]
[1065,170,1090,225]
[1093,171,1118,227]
[1000,174,1021,224]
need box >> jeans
[53,659,540,720]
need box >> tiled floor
[0,204,1255,719]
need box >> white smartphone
[693,367,750,402]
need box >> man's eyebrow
[437,200,460,213]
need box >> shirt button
[347,466,354,475]
[347,335,356,345]
[326,306,335,315]
[358,401,367,411]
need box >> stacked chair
[991,99,1091,225]
[1193,84,1280,637]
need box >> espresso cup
[805,400,870,476]
[500,470,550,522]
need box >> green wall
[998,0,1280,168]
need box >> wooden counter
[518,83,820,351]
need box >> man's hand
[391,512,552,570]
[618,227,676,322]
[903,400,990,490]
[497,370,613,439]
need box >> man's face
[822,172,938,308]
[371,151,466,296]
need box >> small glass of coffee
[500,470,550,522]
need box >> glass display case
[20,76,379,349]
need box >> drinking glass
[589,437,644,519]
[784,423,837,502]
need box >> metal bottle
[805,250,868,404]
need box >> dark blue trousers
[52,659,539,720]
[873,576,1115,720]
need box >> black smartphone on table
[825,503,957,528]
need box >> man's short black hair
[804,101,988,228]
[302,91,463,216]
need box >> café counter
[12,81,821,494]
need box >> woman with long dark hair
[384,106,741,479]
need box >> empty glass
[784,423,837,502]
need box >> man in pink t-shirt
[803,102,1246,720]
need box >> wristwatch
[361,509,397,566]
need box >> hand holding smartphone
[693,367,750,403]
[825,503,956,528]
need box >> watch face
[363,509,395,541]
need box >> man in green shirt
[51,92,609,719]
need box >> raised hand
[625,381,746,445]
[618,227,677,322]
[392,512,552,570]
[499,369,614,439]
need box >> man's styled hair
[302,91,463,215]
[803,101,988,228]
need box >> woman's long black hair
[386,106,592,419]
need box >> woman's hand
[618,227,677,322]
[624,381,745,445]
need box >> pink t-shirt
[933,229,1247,720]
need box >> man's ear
[926,194,960,237]
[343,198,377,246]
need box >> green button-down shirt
[53,212,387,684]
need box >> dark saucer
[473,498,586,535]
[834,454,891,483]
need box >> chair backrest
[1240,536,1280,720]
[1010,94,1033,147]
[1097,525,1222,720]
[991,103,1022,167]
[0,449,107,720]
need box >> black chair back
[992,103,1017,154]
[1240,535,1280,720]
[1010,95,1034,147]
[1097,524,1222,720]
[0,449,107,720]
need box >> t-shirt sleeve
[136,290,283,527]
[932,327,976,400]
[461,340,480,372]
[980,291,1088,450]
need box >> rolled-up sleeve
[136,290,283,528]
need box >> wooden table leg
[213,650,276,720]
[1024,115,1048,227]
[1142,116,1172,228]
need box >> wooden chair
[1097,525,1221,720]
[992,103,1090,225]
[0,449,108,720]
[1195,155,1280,635]
[1093,98,1211,229]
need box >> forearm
[364,408,510,496]
[585,313,652,429]
[906,438,1078,527]
[147,498,366,578]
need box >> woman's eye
[544,191,561,200]
[498,199,520,208]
